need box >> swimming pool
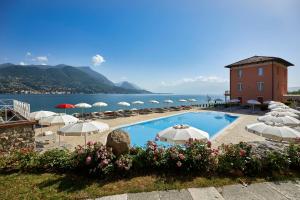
[120,112,238,146]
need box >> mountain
[77,66,115,86]
[288,87,300,92]
[0,63,151,94]
[115,81,142,90]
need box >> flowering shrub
[264,151,290,172]
[134,141,166,170]
[165,145,186,170]
[217,142,262,176]
[184,139,217,173]
[1,141,300,178]
[115,154,133,171]
[0,147,39,171]
[73,142,115,176]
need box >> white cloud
[32,56,48,64]
[19,62,26,65]
[156,75,229,94]
[35,56,48,62]
[26,52,31,57]
[161,75,228,87]
[92,54,105,66]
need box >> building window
[237,83,243,91]
[257,82,264,92]
[258,67,263,76]
[238,69,242,78]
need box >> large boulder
[106,129,131,156]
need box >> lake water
[0,94,224,114]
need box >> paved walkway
[92,181,300,200]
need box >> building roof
[225,56,294,68]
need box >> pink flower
[100,159,109,167]
[239,149,246,157]
[178,153,185,160]
[176,161,182,167]
[87,141,95,146]
[85,156,92,165]
[207,141,212,148]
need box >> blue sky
[0,0,300,94]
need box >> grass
[0,172,299,200]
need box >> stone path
[92,180,300,200]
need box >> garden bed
[0,140,299,199]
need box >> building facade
[225,56,294,104]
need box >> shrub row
[0,140,299,178]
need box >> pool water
[120,112,238,146]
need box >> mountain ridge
[0,63,151,94]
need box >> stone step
[93,181,300,200]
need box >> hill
[0,63,151,94]
[115,81,142,90]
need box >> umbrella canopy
[132,101,144,105]
[266,111,299,118]
[247,100,261,105]
[157,124,209,144]
[118,101,130,107]
[264,101,281,105]
[149,100,159,104]
[178,99,187,102]
[92,102,108,107]
[30,110,56,120]
[104,110,113,113]
[229,99,240,103]
[268,104,289,110]
[131,108,138,111]
[55,104,75,109]
[188,99,197,102]
[257,114,300,126]
[246,122,300,141]
[164,99,174,103]
[58,120,109,136]
[39,113,79,126]
[272,107,300,114]
[75,103,92,108]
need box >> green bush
[39,149,73,172]
[0,141,299,178]
[286,143,300,170]
[72,142,115,176]
[264,151,290,172]
[217,142,262,176]
[184,140,217,173]
[0,148,40,171]
[133,141,167,170]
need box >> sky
[0,0,300,94]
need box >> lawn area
[0,172,254,200]
[2,172,300,200]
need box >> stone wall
[0,121,35,153]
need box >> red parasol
[55,104,75,113]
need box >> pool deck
[35,108,266,150]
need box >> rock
[106,129,131,156]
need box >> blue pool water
[121,112,238,147]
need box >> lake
[0,94,224,114]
